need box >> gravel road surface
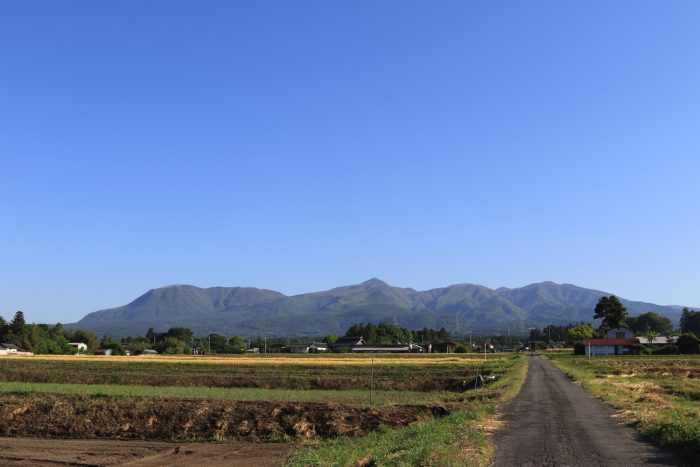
[492,354,684,467]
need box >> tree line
[541,296,699,353]
[0,311,100,354]
[0,311,249,355]
[340,322,451,345]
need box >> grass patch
[547,354,700,463]
[287,410,492,467]
[286,355,528,466]
[0,381,460,407]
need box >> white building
[68,342,88,352]
[0,343,19,354]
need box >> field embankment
[546,353,700,463]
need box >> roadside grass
[546,354,700,463]
[287,410,493,467]
[285,354,528,466]
[0,381,459,407]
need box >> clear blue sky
[1,1,699,324]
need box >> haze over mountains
[69,279,686,338]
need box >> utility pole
[264,337,267,354]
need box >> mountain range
[69,279,687,338]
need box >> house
[0,343,19,354]
[94,348,113,356]
[267,343,288,353]
[0,343,33,356]
[68,342,88,352]
[583,328,639,356]
[639,336,677,345]
[306,342,329,352]
[330,336,366,351]
[432,341,457,353]
[351,344,411,353]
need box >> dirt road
[492,354,684,466]
[0,437,293,466]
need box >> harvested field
[0,437,293,467]
[0,393,444,441]
[0,354,501,365]
[0,353,527,466]
[0,355,516,391]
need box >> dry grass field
[547,354,700,463]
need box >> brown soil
[0,394,445,441]
[0,436,293,466]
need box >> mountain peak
[71,280,687,338]
[361,277,388,287]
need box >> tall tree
[594,296,627,331]
[10,311,26,336]
[680,308,700,335]
[0,315,9,339]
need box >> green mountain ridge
[69,279,686,337]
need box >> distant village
[1,298,699,357]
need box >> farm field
[0,353,526,466]
[0,354,508,391]
[546,354,700,463]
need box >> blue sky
[1,1,699,323]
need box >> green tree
[159,336,189,354]
[643,330,659,346]
[10,311,26,336]
[594,296,628,331]
[322,335,338,344]
[677,333,700,354]
[568,324,594,342]
[626,312,673,335]
[145,327,158,345]
[680,308,700,335]
[36,334,73,354]
[166,327,194,343]
[223,336,246,354]
[68,329,99,352]
[0,315,9,340]
[208,333,227,353]
[100,337,125,355]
